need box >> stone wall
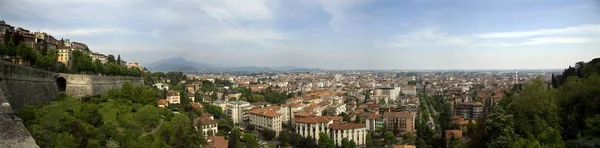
[0,61,60,109]
[61,74,144,98]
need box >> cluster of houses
[0,20,142,69]
[154,76,420,147]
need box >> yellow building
[58,48,72,67]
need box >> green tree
[384,131,397,146]
[366,132,374,148]
[349,140,356,148]
[318,132,335,148]
[485,107,517,148]
[263,129,276,140]
[291,133,303,147]
[341,138,349,148]
[279,130,290,147]
[135,105,162,132]
[243,133,260,148]
[354,115,362,123]
[229,128,241,148]
[379,98,386,105]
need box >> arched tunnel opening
[56,77,66,92]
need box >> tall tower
[515,70,519,85]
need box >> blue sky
[1,0,599,69]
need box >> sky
[1,0,599,70]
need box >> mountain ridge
[146,57,322,72]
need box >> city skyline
[1,0,599,70]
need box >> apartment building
[295,116,334,143]
[226,100,252,124]
[167,91,180,104]
[329,122,367,147]
[248,108,282,135]
[453,102,483,119]
[383,111,416,134]
[365,113,384,131]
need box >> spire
[515,70,519,85]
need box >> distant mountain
[147,57,323,72]
[146,57,213,72]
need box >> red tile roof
[249,108,281,118]
[445,130,463,140]
[383,111,415,118]
[393,145,416,148]
[207,136,228,148]
[329,122,366,130]
[157,99,168,106]
[295,116,333,124]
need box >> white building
[373,87,401,104]
[167,91,180,104]
[329,123,367,147]
[248,108,282,135]
[194,113,218,137]
[154,83,169,90]
[226,100,252,124]
[295,116,334,143]
[402,86,417,96]
[326,104,347,116]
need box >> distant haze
[1,0,599,69]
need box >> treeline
[0,41,65,72]
[70,50,142,77]
[468,58,600,148]
[18,83,206,148]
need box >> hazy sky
[1,0,599,69]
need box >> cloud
[189,27,290,46]
[477,24,600,38]
[382,25,600,48]
[310,0,371,30]
[40,28,138,37]
[378,28,471,48]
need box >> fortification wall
[61,74,144,98]
[0,61,60,109]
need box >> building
[326,104,347,116]
[453,102,483,119]
[157,99,168,108]
[329,122,367,147]
[226,100,252,124]
[365,113,384,131]
[167,91,180,104]
[206,136,228,148]
[383,111,416,134]
[194,113,218,137]
[295,116,334,143]
[127,60,142,69]
[402,86,417,96]
[393,145,417,148]
[0,20,15,37]
[71,41,90,53]
[154,83,169,90]
[57,48,72,67]
[248,108,282,135]
[373,87,401,104]
[90,52,108,64]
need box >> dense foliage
[478,59,600,148]
[18,83,206,148]
[71,50,142,76]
